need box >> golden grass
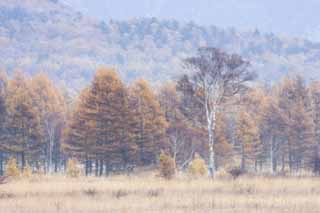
[0,173,319,213]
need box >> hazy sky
[65,0,320,39]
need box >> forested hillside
[1,0,320,93]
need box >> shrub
[66,158,81,178]
[5,157,20,178]
[215,169,232,179]
[159,152,175,180]
[22,163,33,178]
[228,167,244,179]
[188,153,207,178]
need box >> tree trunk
[241,143,246,172]
[99,159,103,176]
[95,158,99,177]
[0,152,3,176]
[54,158,58,173]
[206,102,216,178]
[281,154,285,173]
[270,136,275,175]
[21,152,25,171]
[85,155,89,176]
[89,159,92,175]
[105,160,109,177]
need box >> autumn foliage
[0,48,319,178]
[159,152,175,180]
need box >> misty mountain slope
[1,0,320,91]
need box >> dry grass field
[0,173,319,213]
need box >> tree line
[0,48,319,176]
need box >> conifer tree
[214,113,232,169]
[0,71,8,175]
[63,88,94,175]
[4,71,41,170]
[277,76,315,172]
[30,73,66,173]
[310,81,320,174]
[130,79,168,166]
[66,68,137,175]
[236,110,260,171]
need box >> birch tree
[178,48,255,177]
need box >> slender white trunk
[46,120,55,174]
[206,96,216,177]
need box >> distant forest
[0,48,319,176]
[2,0,320,91]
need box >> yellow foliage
[66,158,81,178]
[5,157,20,178]
[22,163,33,178]
[159,152,175,180]
[188,153,207,177]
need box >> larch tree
[4,71,42,170]
[214,112,233,169]
[178,47,255,176]
[78,68,137,175]
[130,79,168,166]
[30,73,66,173]
[277,76,315,172]
[0,71,8,175]
[64,88,96,176]
[310,81,320,174]
[236,110,260,171]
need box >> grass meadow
[0,172,319,213]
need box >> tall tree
[66,68,137,175]
[277,76,315,172]
[236,110,260,171]
[64,88,95,176]
[178,47,255,176]
[310,81,320,174]
[30,73,66,173]
[130,79,168,166]
[158,83,204,169]
[4,71,41,170]
[0,72,8,175]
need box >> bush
[5,157,20,178]
[215,169,232,179]
[66,158,81,178]
[188,153,207,178]
[159,152,175,180]
[228,167,244,179]
[22,163,33,178]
